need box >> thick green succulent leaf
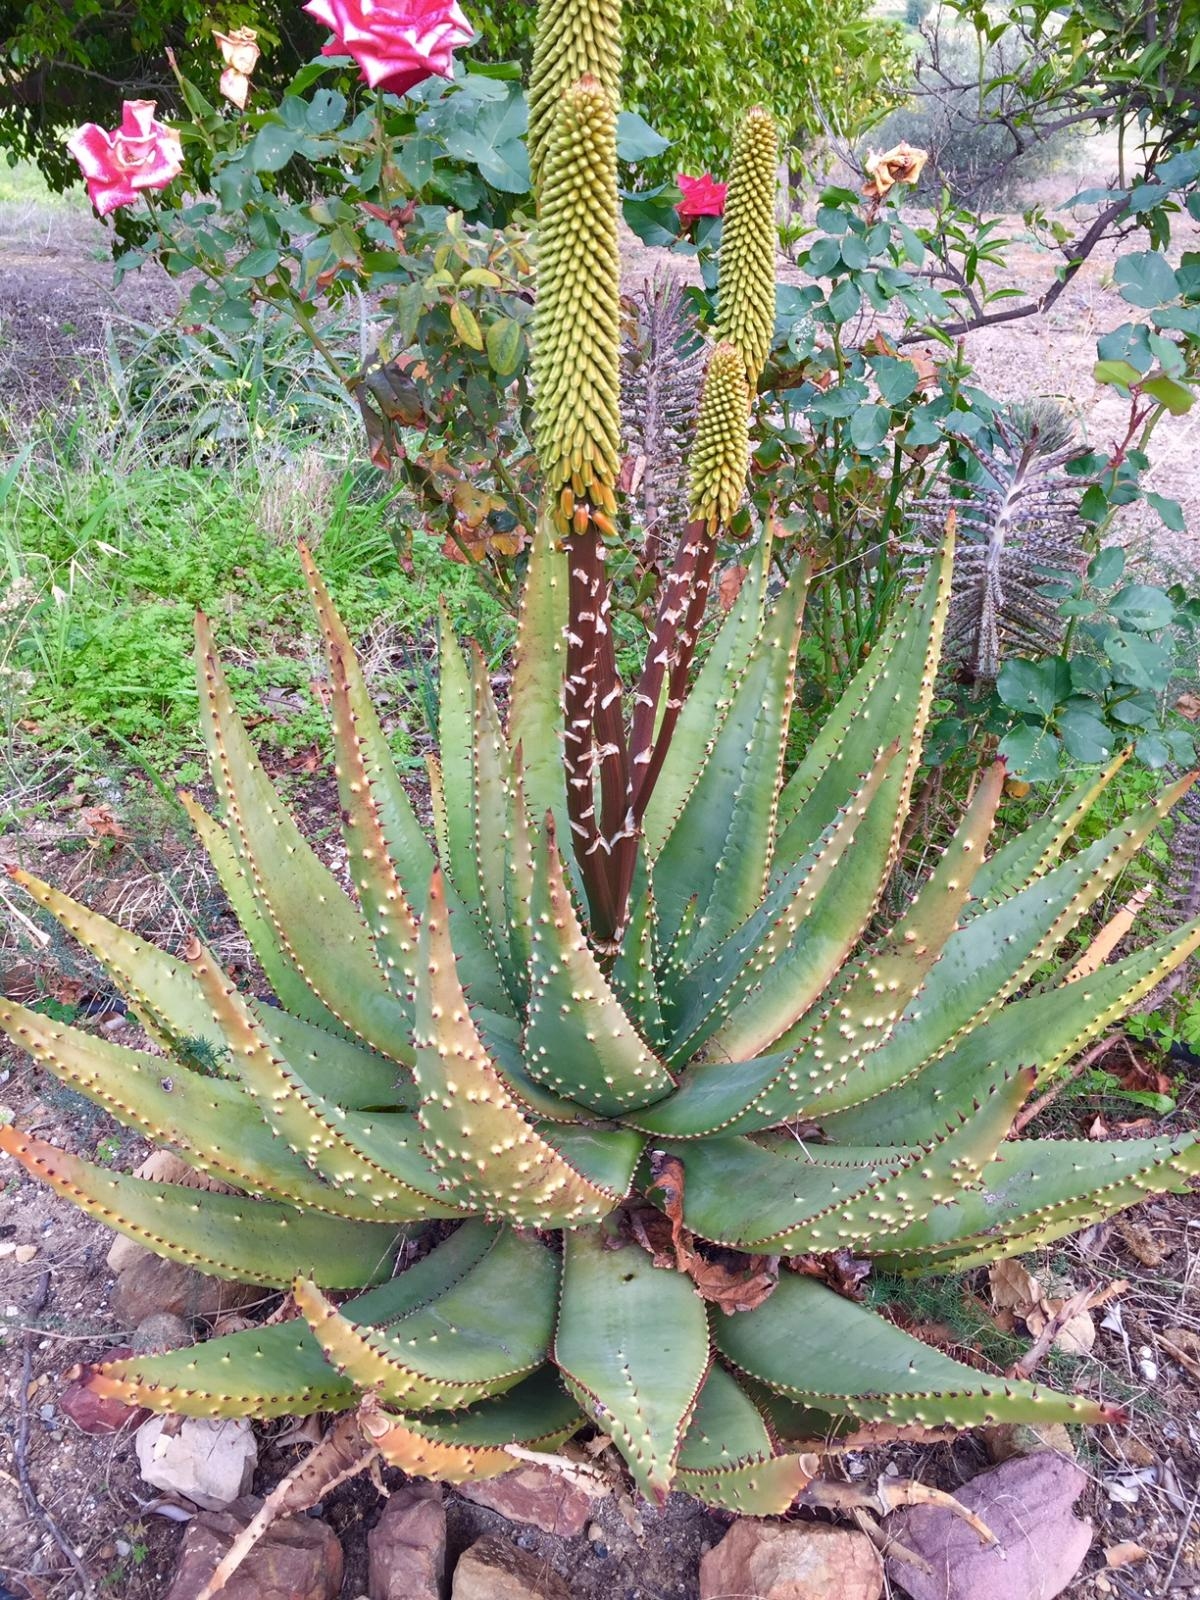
[300,546,423,987]
[507,511,570,846]
[524,823,675,1114]
[714,1272,1117,1429]
[873,1132,1200,1270]
[610,842,666,1047]
[663,742,899,1067]
[785,776,1195,1122]
[196,614,418,1058]
[821,917,1200,1147]
[670,1063,1029,1253]
[0,999,414,1222]
[413,871,631,1224]
[185,941,463,1220]
[653,562,809,962]
[553,1227,710,1502]
[0,1129,400,1289]
[675,1364,814,1514]
[294,1226,558,1409]
[363,1369,583,1481]
[86,1226,500,1418]
[773,539,952,874]
[9,870,408,1112]
[966,751,1129,915]
[642,538,772,857]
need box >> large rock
[458,1463,594,1538]
[163,1494,342,1600]
[883,1452,1092,1600]
[700,1519,883,1600]
[136,1415,257,1510]
[369,1480,446,1600]
[451,1534,571,1600]
[108,1240,259,1326]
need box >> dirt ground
[1,148,1200,1600]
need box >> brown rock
[884,1452,1092,1600]
[109,1243,260,1326]
[982,1421,1075,1464]
[60,1347,149,1435]
[451,1534,570,1600]
[369,1480,446,1600]
[164,1495,342,1600]
[700,1519,882,1600]
[458,1464,593,1538]
[132,1312,194,1354]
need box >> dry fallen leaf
[989,1259,1043,1319]
[1104,1542,1148,1569]
[1159,1326,1200,1382]
[1175,691,1200,720]
[1115,1216,1172,1268]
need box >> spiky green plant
[3,1,1200,1518]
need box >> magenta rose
[676,172,728,225]
[303,0,474,95]
[66,101,183,218]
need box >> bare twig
[1160,1478,1200,1595]
[1012,1034,1120,1135]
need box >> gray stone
[136,1415,257,1510]
[131,1311,194,1354]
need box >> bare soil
[1,151,1200,1600]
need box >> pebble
[15,1244,37,1263]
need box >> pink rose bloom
[67,100,183,218]
[303,0,474,95]
[676,172,728,224]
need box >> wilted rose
[862,142,929,201]
[66,101,183,218]
[676,172,728,225]
[215,26,262,109]
[302,0,474,95]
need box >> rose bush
[66,99,183,217]
[301,0,474,94]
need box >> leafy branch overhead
[4,0,1200,1548]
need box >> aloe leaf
[966,750,1130,914]
[196,614,417,1058]
[363,1368,583,1481]
[10,869,410,1109]
[675,1364,813,1514]
[553,1226,710,1502]
[507,511,570,844]
[0,1129,400,1289]
[790,776,1196,1121]
[295,1226,558,1410]
[873,1132,1200,1269]
[0,999,412,1222]
[524,822,676,1114]
[671,1063,1029,1253]
[642,538,771,856]
[185,939,462,1219]
[86,1226,500,1418]
[413,870,629,1224]
[300,546,423,988]
[610,842,666,1047]
[821,918,1200,1146]
[653,562,809,961]
[714,1272,1116,1429]
[663,742,899,1066]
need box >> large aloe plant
[3,0,1199,1518]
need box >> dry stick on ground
[1006,1279,1130,1384]
[14,1270,97,1598]
[1012,1034,1121,1135]
[1160,1477,1200,1596]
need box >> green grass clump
[0,451,511,774]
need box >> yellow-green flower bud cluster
[715,107,778,390]
[533,76,623,536]
[688,342,750,530]
[529,0,622,188]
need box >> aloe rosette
[3,0,1199,1517]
